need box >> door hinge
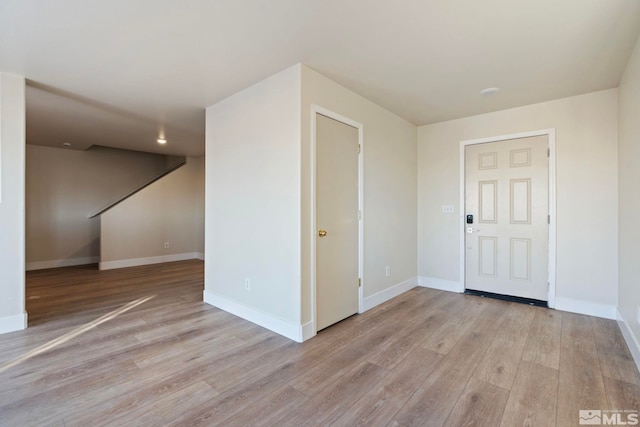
[547,148,550,158]
[547,214,550,224]
[358,278,361,288]
[358,144,361,154]
[358,210,362,221]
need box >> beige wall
[205,64,302,327]
[618,36,640,343]
[418,89,619,317]
[26,145,177,269]
[194,156,205,254]
[301,65,418,325]
[0,73,27,333]
[100,156,204,268]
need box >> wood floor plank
[367,293,462,370]
[591,317,640,385]
[132,331,246,370]
[288,315,404,396]
[521,307,562,370]
[66,380,219,427]
[333,347,443,427]
[0,360,142,426]
[472,303,536,390]
[557,312,609,427]
[499,360,558,427]
[104,380,220,427]
[422,295,488,354]
[603,376,640,412]
[214,385,308,427]
[168,357,326,426]
[443,377,510,427]
[204,340,301,392]
[274,361,388,426]
[389,299,509,426]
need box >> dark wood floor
[1,260,639,426]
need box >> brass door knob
[318,229,327,237]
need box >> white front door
[316,113,359,330]
[465,135,549,301]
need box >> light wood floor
[1,260,639,426]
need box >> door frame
[459,129,557,307]
[310,105,364,333]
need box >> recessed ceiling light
[157,138,167,144]
[62,142,72,147]
[480,87,500,96]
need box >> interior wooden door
[465,135,549,301]
[316,113,359,330]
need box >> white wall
[0,73,27,334]
[100,156,205,270]
[301,65,418,326]
[418,89,619,318]
[204,65,302,337]
[26,145,178,270]
[618,36,640,354]
[194,156,205,254]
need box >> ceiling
[1,0,639,157]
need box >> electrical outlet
[164,242,170,249]
[385,266,390,277]
[637,306,640,325]
[244,278,251,291]
[442,205,455,214]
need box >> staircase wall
[26,144,179,270]
[99,156,204,270]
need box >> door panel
[316,113,359,331]
[465,135,549,301]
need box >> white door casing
[460,130,556,305]
[314,112,360,331]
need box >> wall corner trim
[362,277,418,312]
[203,290,305,343]
[554,297,616,320]
[617,309,640,373]
[418,276,464,293]
[301,321,315,342]
[99,252,202,270]
[0,312,28,335]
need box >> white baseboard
[555,297,616,320]
[301,321,315,342]
[418,276,464,293]
[26,256,100,271]
[99,252,202,271]
[617,309,640,373]
[203,290,305,343]
[362,277,418,312]
[0,312,28,335]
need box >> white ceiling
[1,0,639,156]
